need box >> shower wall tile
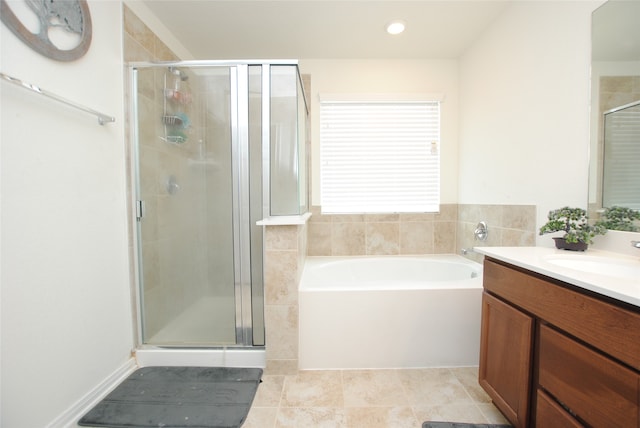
[123,34,153,63]
[123,6,156,53]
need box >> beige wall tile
[265,359,298,376]
[502,205,536,231]
[366,214,399,222]
[266,225,299,250]
[332,222,366,255]
[366,222,400,255]
[123,5,155,53]
[308,222,332,256]
[434,221,456,253]
[265,250,299,305]
[333,213,365,223]
[400,212,435,221]
[435,203,458,221]
[399,222,434,254]
[265,304,298,360]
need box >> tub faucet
[632,240,640,249]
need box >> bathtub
[299,255,483,369]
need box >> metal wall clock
[1,0,92,61]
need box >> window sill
[256,212,312,226]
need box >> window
[320,99,440,213]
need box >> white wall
[459,1,601,245]
[299,59,460,206]
[0,2,134,426]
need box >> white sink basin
[544,254,640,280]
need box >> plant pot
[553,237,588,251]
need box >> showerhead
[168,67,188,81]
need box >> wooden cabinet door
[479,292,534,428]
[535,389,584,428]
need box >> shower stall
[128,61,308,366]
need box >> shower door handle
[136,200,145,221]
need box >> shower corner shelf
[162,115,184,126]
[188,158,218,168]
[161,135,186,145]
[161,67,190,145]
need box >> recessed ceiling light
[386,20,406,35]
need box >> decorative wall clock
[1,0,92,61]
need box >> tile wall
[264,224,308,374]
[307,203,535,261]
[457,204,537,263]
[307,204,458,256]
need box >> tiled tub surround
[457,204,536,263]
[307,204,459,256]
[308,204,536,261]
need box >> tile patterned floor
[243,367,510,428]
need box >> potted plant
[595,206,640,232]
[539,206,606,251]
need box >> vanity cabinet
[480,257,640,428]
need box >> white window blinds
[320,100,440,213]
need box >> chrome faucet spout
[632,240,640,249]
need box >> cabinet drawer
[538,324,639,428]
[536,389,583,428]
[484,258,640,370]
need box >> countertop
[474,246,640,308]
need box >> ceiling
[592,0,640,62]
[140,1,513,60]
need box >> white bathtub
[299,255,483,369]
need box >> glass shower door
[133,65,240,346]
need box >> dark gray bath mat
[78,366,263,428]
[423,423,512,428]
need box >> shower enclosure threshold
[135,347,266,368]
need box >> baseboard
[46,357,137,428]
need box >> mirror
[589,0,640,230]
